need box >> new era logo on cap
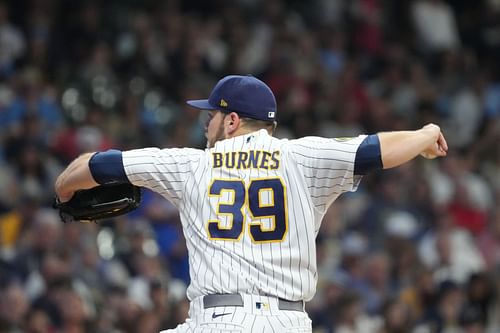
[186,75,277,122]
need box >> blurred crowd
[0,0,499,332]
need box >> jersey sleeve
[287,135,367,212]
[122,147,204,205]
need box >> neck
[227,127,265,139]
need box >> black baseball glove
[53,183,142,223]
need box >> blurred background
[0,0,499,332]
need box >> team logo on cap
[220,99,228,107]
[268,112,275,118]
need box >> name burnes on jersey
[212,150,281,170]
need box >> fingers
[56,192,73,203]
[419,128,448,160]
[436,132,448,157]
[438,131,448,151]
[435,147,446,157]
[421,131,448,159]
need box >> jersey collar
[212,129,271,149]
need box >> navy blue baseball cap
[186,75,277,122]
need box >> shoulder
[122,147,207,167]
[284,135,367,151]
[125,146,205,156]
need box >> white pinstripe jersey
[123,129,365,302]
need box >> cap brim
[186,99,217,110]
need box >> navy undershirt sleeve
[354,134,383,175]
[88,149,129,184]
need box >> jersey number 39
[207,177,288,243]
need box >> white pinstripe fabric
[159,294,311,332]
[123,130,365,331]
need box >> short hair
[240,117,277,133]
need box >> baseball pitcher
[54,75,448,332]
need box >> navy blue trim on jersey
[89,149,129,184]
[354,134,382,175]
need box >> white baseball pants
[159,293,312,332]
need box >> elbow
[354,135,383,175]
[381,156,402,170]
[380,149,404,169]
